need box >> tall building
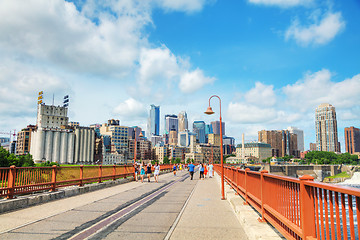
[193,121,206,143]
[178,111,188,132]
[258,130,299,157]
[345,126,360,154]
[236,143,272,163]
[148,105,160,137]
[211,121,225,136]
[178,130,190,147]
[168,130,178,146]
[165,114,178,133]
[287,126,304,152]
[16,125,36,155]
[100,121,129,160]
[315,103,340,152]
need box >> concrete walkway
[169,174,248,240]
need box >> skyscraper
[258,130,299,157]
[315,103,340,152]
[345,126,360,154]
[211,121,225,136]
[165,114,178,133]
[287,126,304,152]
[193,121,206,143]
[178,111,188,132]
[148,104,160,137]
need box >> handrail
[215,164,360,240]
[0,164,173,199]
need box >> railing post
[50,165,57,192]
[258,170,268,222]
[299,175,316,239]
[6,165,16,199]
[98,165,102,183]
[244,168,250,205]
[113,165,116,181]
[79,165,83,186]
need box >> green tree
[163,156,170,164]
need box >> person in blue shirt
[188,163,195,180]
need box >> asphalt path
[0,170,196,240]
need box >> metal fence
[215,165,360,240]
[0,164,173,199]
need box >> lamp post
[204,95,225,200]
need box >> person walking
[188,162,195,180]
[146,163,152,182]
[140,162,145,183]
[204,163,208,178]
[173,164,177,176]
[208,163,214,178]
[134,163,139,182]
[154,163,160,182]
[199,163,204,180]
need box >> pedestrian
[173,164,177,176]
[199,163,204,179]
[154,163,160,182]
[134,163,139,182]
[140,162,145,183]
[146,163,152,182]
[188,162,195,180]
[204,163,208,178]
[208,163,214,178]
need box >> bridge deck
[0,169,248,240]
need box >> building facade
[148,104,160,137]
[211,121,225,136]
[165,114,178,133]
[236,142,272,162]
[193,121,206,143]
[16,125,36,155]
[258,130,299,157]
[287,126,304,152]
[315,103,340,152]
[178,111,188,132]
[345,126,360,154]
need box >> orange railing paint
[0,164,173,199]
[215,165,360,240]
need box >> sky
[0,0,359,152]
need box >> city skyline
[0,1,359,152]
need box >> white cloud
[179,69,216,93]
[154,0,208,12]
[138,46,180,84]
[244,82,276,106]
[285,12,345,46]
[0,61,70,119]
[248,0,313,8]
[227,102,277,124]
[283,70,360,114]
[113,98,147,120]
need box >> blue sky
[0,0,359,152]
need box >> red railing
[0,164,173,199]
[215,165,360,240]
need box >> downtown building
[315,103,340,152]
[147,104,160,138]
[30,104,95,164]
[193,121,206,143]
[236,142,272,163]
[258,130,299,158]
[345,126,360,155]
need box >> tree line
[0,146,35,167]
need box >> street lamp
[204,95,225,200]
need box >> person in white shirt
[208,163,214,178]
[154,163,160,182]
